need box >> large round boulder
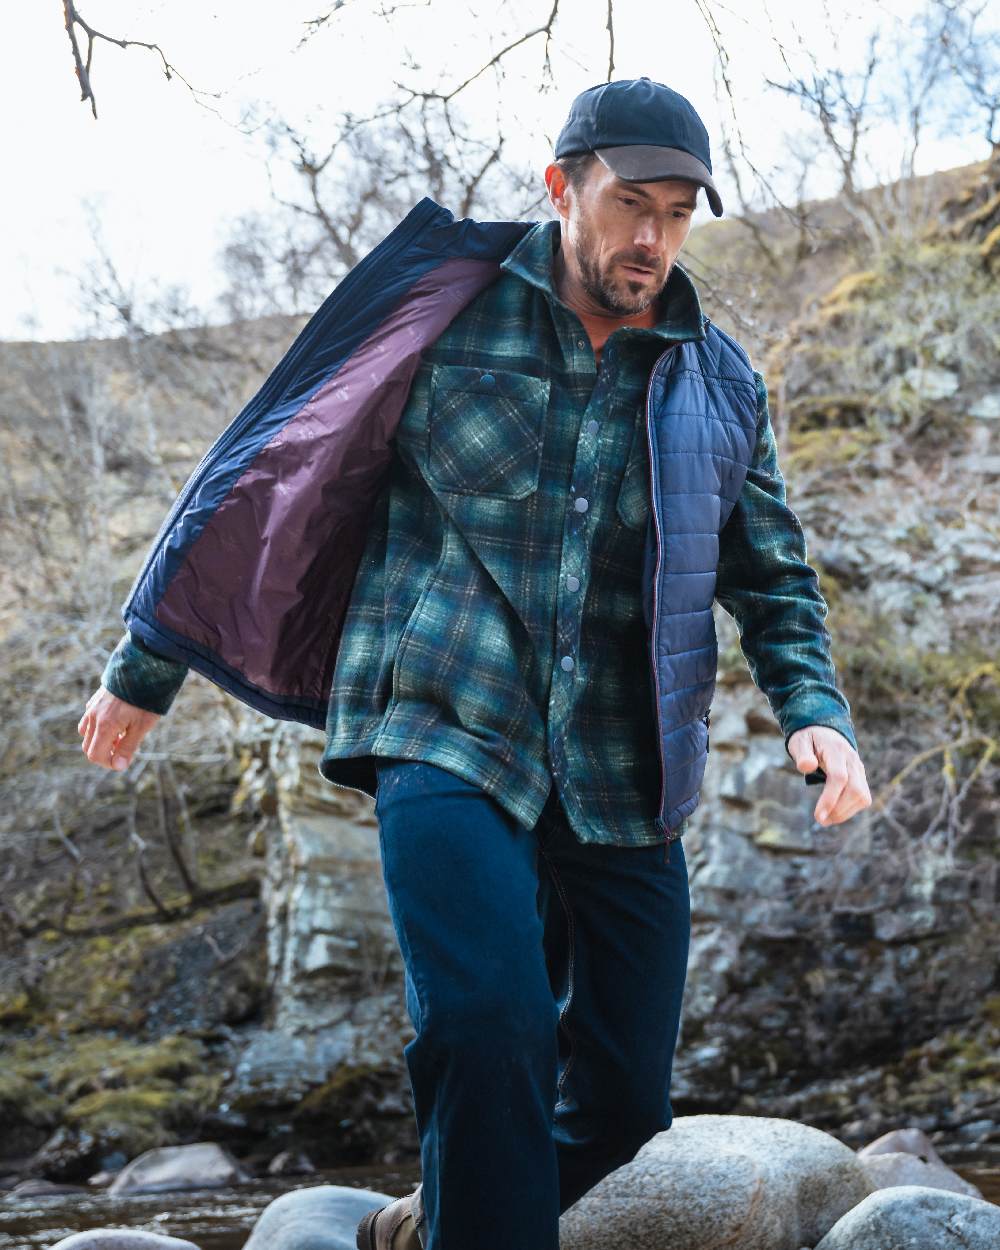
[557,1114,874,1250]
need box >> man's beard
[575,214,671,316]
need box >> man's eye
[618,196,638,207]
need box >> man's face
[547,158,698,316]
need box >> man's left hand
[788,726,872,827]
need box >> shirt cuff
[101,630,188,716]
[781,692,858,759]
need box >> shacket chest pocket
[424,364,552,501]
[615,411,652,531]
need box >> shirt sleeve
[100,629,189,716]
[714,370,858,760]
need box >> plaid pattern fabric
[102,218,857,844]
[102,630,189,716]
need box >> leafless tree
[699,0,999,283]
[0,219,273,946]
[217,98,535,319]
[933,0,1000,153]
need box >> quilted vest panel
[645,325,759,837]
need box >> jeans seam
[375,820,430,1036]
[539,845,577,1112]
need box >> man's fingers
[109,722,140,771]
[83,712,131,770]
[793,729,820,773]
[818,757,869,825]
[815,755,850,824]
[79,689,158,771]
[78,691,99,732]
[789,727,873,827]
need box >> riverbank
[2,1158,998,1250]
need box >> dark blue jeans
[373,757,691,1250]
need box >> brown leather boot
[356,1181,427,1249]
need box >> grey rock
[87,1170,119,1187]
[901,366,960,398]
[814,1183,1000,1249]
[108,1142,252,1195]
[970,392,1000,419]
[266,1149,317,1176]
[557,1114,874,1250]
[859,1150,983,1198]
[9,1178,89,1196]
[47,1234,200,1250]
[227,1029,352,1108]
[857,1125,946,1164]
[241,1184,396,1250]
[956,1118,998,1142]
[265,728,393,1039]
[27,1126,102,1182]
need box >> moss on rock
[0,1031,224,1166]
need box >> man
[80,79,871,1250]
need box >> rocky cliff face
[222,723,419,1165]
[677,150,1000,1155]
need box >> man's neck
[552,237,662,365]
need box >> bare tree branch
[933,0,1000,152]
[7,877,261,940]
[393,0,562,105]
[153,758,201,900]
[61,0,219,120]
[693,0,819,237]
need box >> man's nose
[633,217,665,252]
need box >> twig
[127,797,172,919]
[153,757,201,899]
[393,0,562,106]
[13,876,261,940]
[61,0,215,120]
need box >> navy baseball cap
[555,77,723,217]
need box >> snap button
[574,497,589,513]
[480,373,495,386]
[587,420,599,435]
[566,575,580,591]
[561,656,575,672]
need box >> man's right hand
[78,685,161,771]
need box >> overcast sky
[5,0,990,342]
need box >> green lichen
[785,394,872,432]
[0,1031,221,1155]
[888,998,1000,1105]
[785,424,884,473]
[822,269,880,305]
[293,1062,382,1118]
[981,222,1000,269]
[0,991,32,1026]
[0,1070,62,1125]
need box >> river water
[1,1162,997,1248]
[0,1162,419,1250]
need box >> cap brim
[594,145,723,217]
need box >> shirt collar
[499,219,705,344]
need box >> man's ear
[545,162,571,221]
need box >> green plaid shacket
[102,218,857,845]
